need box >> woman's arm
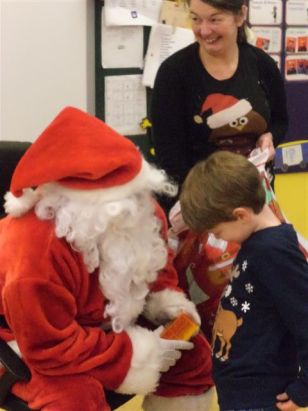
[151,59,191,185]
[258,52,289,148]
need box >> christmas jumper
[151,42,288,185]
[212,224,308,410]
[0,207,213,411]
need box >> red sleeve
[149,201,182,293]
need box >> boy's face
[208,218,253,244]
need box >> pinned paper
[143,23,195,88]
[101,8,144,68]
[251,26,282,53]
[159,0,191,29]
[249,0,282,25]
[104,0,162,26]
[104,75,147,135]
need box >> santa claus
[0,107,213,411]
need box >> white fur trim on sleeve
[144,289,201,325]
[4,189,39,217]
[115,326,162,395]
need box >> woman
[151,0,288,191]
[151,0,288,341]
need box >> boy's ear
[232,207,250,221]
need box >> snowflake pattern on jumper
[230,297,238,306]
[245,283,254,293]
[242,260,248,271]
[241,301,251,313]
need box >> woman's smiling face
[189,0,245,56]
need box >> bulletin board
[95,0,194,161]
[95,0,308,158]
[248,0,308,141]
[94,0,153,161]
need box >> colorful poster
[286,0,308,26]
[251,26,282,53]
[285,55,308,81]
[249,0,282,25]
[285,28,308,54]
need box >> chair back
[0,141,31,216]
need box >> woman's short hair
[180,151,265,232]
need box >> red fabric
[9,107,142,196]
[155,333,213,396]
[201,93,240,114]
[0,210,213,410]
[175,231,240,341]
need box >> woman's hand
[276,392,299,411]
[256,132,275,161]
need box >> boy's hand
[276,392,299,411]
[256,132,275,160]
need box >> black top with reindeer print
[212,224,308,410]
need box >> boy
[180,150,308,411]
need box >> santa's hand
[154,326,193,372]
[144,290,201,326]
[116,325,194,395]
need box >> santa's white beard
[34,184,168,333]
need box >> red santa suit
[0,107,213,411]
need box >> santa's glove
[154,325,194,372]
[116,325,193,396]
[144,289,201,326]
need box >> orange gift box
[160,313,199,341]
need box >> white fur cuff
[116,326,162,395]
[144,289,201,325]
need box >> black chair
[0,141,31,217]
[0,141,133,410]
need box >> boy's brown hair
[180,151,265,232]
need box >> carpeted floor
[115,391,220,411]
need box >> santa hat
[206,234,239,272]
[202,94,252,129]
[5,107,170,217]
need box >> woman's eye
[191,16,202,23]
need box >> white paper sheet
[104,0,162,26]
[249,0,282,25]
[104,75,147,136]
[285,54,308,81]
[251,26,282,53]
[286,0,308,25]
[101,8,144,68]
[142,23,195,88]
[285,27,308,54]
